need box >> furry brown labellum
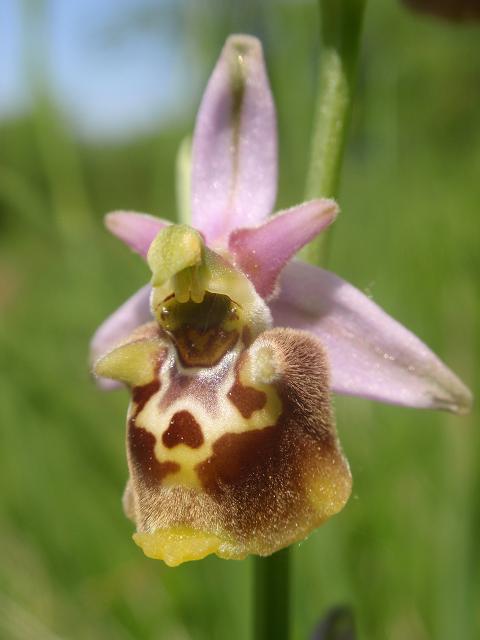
[94,226,351,565]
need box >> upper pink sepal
[105,211,170,258]
[90,285,152,388]
[191,35,277,246]
[229,199,338,299]
[269,261,472,414]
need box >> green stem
[252,4,367,639]
[253,548,290,640]
[302,0,367,265]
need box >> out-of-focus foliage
[0,2,478,639]
[403,0,480,23]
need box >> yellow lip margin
[133,527,246,567]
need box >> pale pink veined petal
[105,211,170,258]
[229,199,338,299]
[191,34,277,245]
[90,285,152,388]
[269,261,472,414]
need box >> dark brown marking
[128,425,179,486]
[162,411,204,449]
[132,379,160,414]
[196,426,277,492]
[228,376,267,419]
[128,366,177,486]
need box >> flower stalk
[258,3,367,638]
[253,549,290,640]
[302,0,368,265]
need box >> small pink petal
[191,34,277,246]
[90,285,152,388]
[105,211,170,258]
[229,199,338,299]
[270,261,472,414]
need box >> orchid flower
[91,35,472,567]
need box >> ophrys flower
[91,35,471,567]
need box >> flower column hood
[91,35,472,566]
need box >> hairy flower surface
[91,35,472,566]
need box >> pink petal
[270,261,472,414]
[191,34,277,246]
[90,285,152,389]
[229,199,338,299]
[105,211,170,258]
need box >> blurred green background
[0,1,478,639]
